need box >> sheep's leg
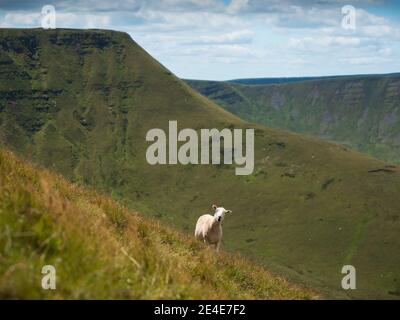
[215,241,221,252]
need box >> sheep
[195,205,232,252]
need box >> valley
[186,75,400,164]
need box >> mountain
[1,28,400,299]
[225,73,400,85]
[0,147,314,299]
[186,75,400,164]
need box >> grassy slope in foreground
[186,77,400,164]
[1,29,400,299]
[0,148,315,299]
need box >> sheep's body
[195,214,223,251]
[195,205,232,252]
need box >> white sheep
[195,205,232,252]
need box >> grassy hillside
[187,77,400,164]
[0,148,314,299]
[1,28,400,299]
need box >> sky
[0,0,399,80]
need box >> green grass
[1,28,400,299]
[0,148,315,299]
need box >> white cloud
[186,30,254,45]
[289,36,362,51]
[0,0,399,79]
[340,55,392,65]
[362,24,392,37]
[2,12,40,27]
[227,0,249,14]
[1,10,111,28]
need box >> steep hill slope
[1,28,400,299]
[0,148,313,299]
[187,76,400,163]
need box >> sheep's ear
[212,204,218,210]
[226,210,232,214]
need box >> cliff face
[0,29,131,167]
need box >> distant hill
[1,28,400,299]
[187,74,400,164]
[225,73,400,85]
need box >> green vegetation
[1,28,400,299]
[186,77,400,164]
[0,148,314,299]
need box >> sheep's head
[212,204,232,222]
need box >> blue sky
[0,0,399,80]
